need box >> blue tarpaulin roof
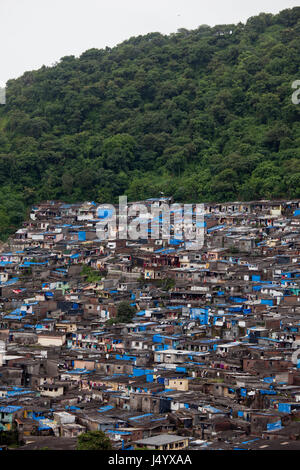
[0,406,22,413]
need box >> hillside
[0,7,300,239]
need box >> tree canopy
[0,7,300,239]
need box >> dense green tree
[116,301,136,323]
[102,134,137,172]
[76,431,113,450]
[0,7,299,239]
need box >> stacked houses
[1,198,300,449]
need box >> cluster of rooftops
[1,197,300,449]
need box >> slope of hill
[0,7,300,239]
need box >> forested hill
[0,7,300,240]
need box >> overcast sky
[0,0,299,87]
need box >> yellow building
[167,378,189,391]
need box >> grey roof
[135,434,187,446]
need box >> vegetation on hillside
[76,430,113,450]
[80,264,103,282]
[0,7,300,239]
[106,301,137,325]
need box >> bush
[76,430,113,450]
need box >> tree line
[0,7,299,239]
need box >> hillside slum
[1,198,300,450]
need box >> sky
[0,0,299,87]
